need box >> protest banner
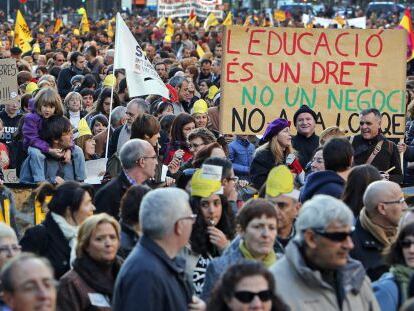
[0,59,19,106]
[220,26,407,137]
[157,0,223,19]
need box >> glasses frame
[233,290,273,303]
[177,214,197,223]
[312,227,355,242]
[381,197,405,205]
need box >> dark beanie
[293,105,317,125]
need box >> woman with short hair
[57,213,122,310]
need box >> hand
[165,176,175,187]
[173,149,185,160]
[48,148,64,159]
[379,171,390,180]
[398,142,407,153]
[63,149,71,164]
[188,296,206,311]
[55,176,65,185]
[238,179,249,188]
[168,157,180,174]
[207,226,229,252]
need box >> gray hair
[127,98,149,114]
[360,108,381,118]
[110,106,127,126]
[168,75,188,88]
[0,223,17,241]
[1,253,54,292]
[119,138,149,170]
[363,180,399,215]
[140,188,190,239]
[295,195,354,242]
[105,49,115,58]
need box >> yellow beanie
[265,165,294,198]
[207,85,219,100]
[25,82,38,95]
[191,169,222,198]
[73,28,80,36]
[192,99,208,115]
[77,118,92,138]
[32,43,41,54]
[103,74,116,87]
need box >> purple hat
[261,118,291,143]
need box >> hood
[300,171,344,202]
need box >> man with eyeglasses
[95,139,157,220]
[1,253,57,311]
[351,180,407,281]
[271,195,380,311]
[113,188,205,311]
[352,108,403,183]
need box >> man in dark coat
[352,108,403,184]
[300,138,353,202]
[57,51,89,98]
[292,105,320,168]
[351,180,406,281]
[94,139,157,220]
[113,188,205,311]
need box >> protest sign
[157,0,223,18]
[220,26,406,137]
[84,158,106,184]
[0,59,18,106]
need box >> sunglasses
[233,290,273,303]
[312,228,354,242]
[359,121,373,126]
[400,240,414,249]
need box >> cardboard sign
[220,26,407,137]
[0,59,19,106]
[157,0,223,18]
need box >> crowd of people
[0,6,414,311]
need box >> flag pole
[104,14,118,160]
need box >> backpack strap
[366,140,384,165]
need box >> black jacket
[57,66,89,98]
[292,133,320,168]
[107,125,123,159]
[350,218,389,282]
[352,134,402,184]
[300,170,345,203]
[94,170,131,220]
[118,222,139,259]
[113,236,193,311]
[250,146,279,190]
[20,212,71,279]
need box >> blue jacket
[300,170,345,203]
[372,272,399,311]
[228,137,255,178]
[113,235,193,311]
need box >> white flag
[114,13,169,98]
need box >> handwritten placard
[0,59,19,106]
[220,26,406,137]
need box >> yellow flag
[14,10,32,54]
[77,7,86,16]
[243,15,252,27]
[196,44,205,58]
[334,16,346,27]
[80,11,90,34]
[204,13,219,31]
[222,12,233,26]
[166,17,174,36]
[274,10,286,22]
[53,18,63,34]
[0,199,10,226]
[156,16,166,28]
[186,15,197,26]
[107,18,114,38]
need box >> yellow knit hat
[191,169,222,198]
[73,29,80,36]
[25,82,39,95]
[103,74,116,87]
[207,85,219,100]
[192,99,208,115]
[77,118,92,138]
[32,43,41,54]
[265,165,294,198]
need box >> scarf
[391,264,414,305]
[359,207,398,247]
[51,212,78,265]
[73,253,123,299]
[239,240,276,268]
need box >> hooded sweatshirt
[300,170,345,203]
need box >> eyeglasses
[0,244,21,255]
[189,142,205,149]
[312,227,354,242]
[233,290,273,303]
[400,240,414,249]
[227,176,239,183]
[381,197,405,205]
[177,214,197,223]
